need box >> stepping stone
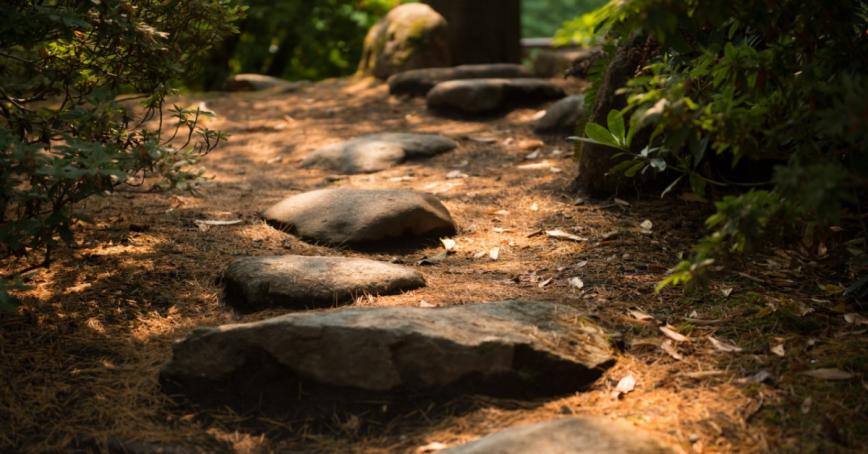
[160,301,614,406]
[534,95,586,134]
[262,188,456,247]
[444,417,671,454]
[388,64,533,97]
[427,78,565,115]
[223,255,425,313]
[301,133,457,174]
[223,73,302,92]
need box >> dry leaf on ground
[802,368,855,380]
[661,340,684,360]
[612,373,636,399]
[708,336,743,353]
[660,325,689,342]
[546,229,588,242]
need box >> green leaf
[607,110,626,145]
[585,122,620,149]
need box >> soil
[1,77,865,453]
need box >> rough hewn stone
[388,64,532,97]
[161,301,614,405]
[223,255,425,313]
[262,189,456,247]
[301,133,457,173]
[445,417,671,454]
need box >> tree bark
[570,34,648,197]
[423,0,521,65]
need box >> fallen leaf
[661,340,684,360]
[639,219,653,233]
[628,308,656,322]
[576,260,589,268]
[415,441,448,453]
[569,277,584,289]
[738,369,773,384]
[844,313,868,326]
[573,197,585,205]
[770,344,786,357]
[538,277,553,288]
[418,300,436,308]
[721,287,734,297]
[440,238,456,252]
[660,325,689,342]
[546,229,588,242]
[612,373,636,399]
[802,368,855,380]
[473,250,487,259]
[193,219,242,232]
[417,251,448,266]
[531,110,547,121]
[819,283,845,295]
[614,198,630,207]
[488,247,500,261]
[601,230,620,240]
[801,397,812,414]
[467,136,496,144]
[708,335,743,353]
[525,149,541,160]
[530,202,539,211]
[445,170,468,179]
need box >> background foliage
[568,0,868,292]
[0,1,242,308]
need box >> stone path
[262,188,457,247]
[222,255,425,312]
[427,78,565,114]
[161,63,671,452]
[388,63,532,96]
[161,301,613,401]
[444,417,671,453]
[301,132,457,173]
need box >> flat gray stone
[427,78,565,115]
[534,95,586,134]
[388,64,533,97]
[262,188,456,247]
[445,417,671,454]
[161,301,614,404]
[301,133,458,174]
[223,73,300,92]
[223,255,425,313]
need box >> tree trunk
[570,34,649,197]
[423,0,521,65]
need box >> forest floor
[1,76,866,453]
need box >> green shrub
[566,0,868,290]
[0,1,243,309]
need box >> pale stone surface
[223,73,300,92]
[357,4,450,79]
[262,188,457,247]
[444,417,671,454]
[223,255,425,313]
[301,133,457,173]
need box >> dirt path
[2,77,864,453]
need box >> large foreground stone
[357,4,450,79]
[223,255,425,313]
[427,78,565,114]
[262,189,456,247]
[388,64,533,97]
[301,133,457,174]
[534,95,586,134]
[445,417,671,454]
[161,301,615,407]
